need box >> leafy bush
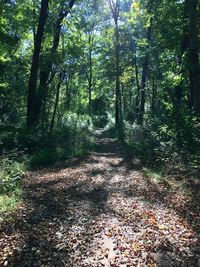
[124,115,200,172]
[124,122,160,164]
[62,112,92,129]
[0,158,25,194]
[92,114,108,128]
[0,125,18,152]
[0,157,24,219]
[30,113,93,166]
[91,97,109,128]
[30,148,59,166]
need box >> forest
[0,0,200,266]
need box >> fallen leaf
[132,242,140,252]
[158,224,167,230]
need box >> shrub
[92,114,108,128]
[0,157,24,220]
[0,158,25,194]
[29,113,93,167]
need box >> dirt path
[0,132,200,266]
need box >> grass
[142,167,164,183]
[0,189,22,222]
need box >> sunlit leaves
[131,0,140,12]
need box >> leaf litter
[0,135,200,266]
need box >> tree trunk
[132,49,140,121]
[66,79,71,111]
[138,17,153,125]
[151,78,157,116]
[37,0,76,124]
[108,0,121,128]
[115,21,121,127]
[187,0,200,114]
[88,33,93,114]
[27,0,49,128]
[50,73,64,133]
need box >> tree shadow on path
[0,129,199,267]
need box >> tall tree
[138,1,154,124]
[87,32,94,114]
[38,0,76,124]
[27,0,49,128]
[108,0,121,128]
[186,0,200,114]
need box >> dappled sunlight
[0,133,199,266]
[1,0,200,265]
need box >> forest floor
[0,130,200,267]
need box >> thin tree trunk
[138,17,153,125]
[27,0,49,128]
[115,21,120,127]
[108,0,121,128]
[66,79,71,111]
[151,78,157,116]
[138,57,148,124]
[49,73,64,133]
[121,82,126,115]
[135,55,140,119]
[88,33,93,114]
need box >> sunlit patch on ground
[0,134,199,266]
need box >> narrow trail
[0,131,200,267]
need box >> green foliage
[30,113,93,166]
[0,192,21,216]
[92,115,108,128]
[123,114,200,173]
[0,157,24,220]
[142,167,164,183]
[0,159,24,194]
[62,112,92,129]
[91,97,109,128]
[30,148,61,166]
[124,123,159,163]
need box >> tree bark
[115,21,121,127]
[49,72,64,133]
[88,33,93,114]
[133,52,140,120]
[108,0,121,128]
[27,0,49,128]
[187,0,200,114]
[151,77,157,116]
[138,17,153,125]
[37,0,76,124]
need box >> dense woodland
[1,0,200,158]
[0,0,200,266]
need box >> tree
[186,0,200,114]
[38,0,76,125]
[27,0,49,128]
[108,0,121,128]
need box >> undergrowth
[0,156,25,221]
[0,113,95,220]
[123,118,200,175]
[29,113,94,166]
